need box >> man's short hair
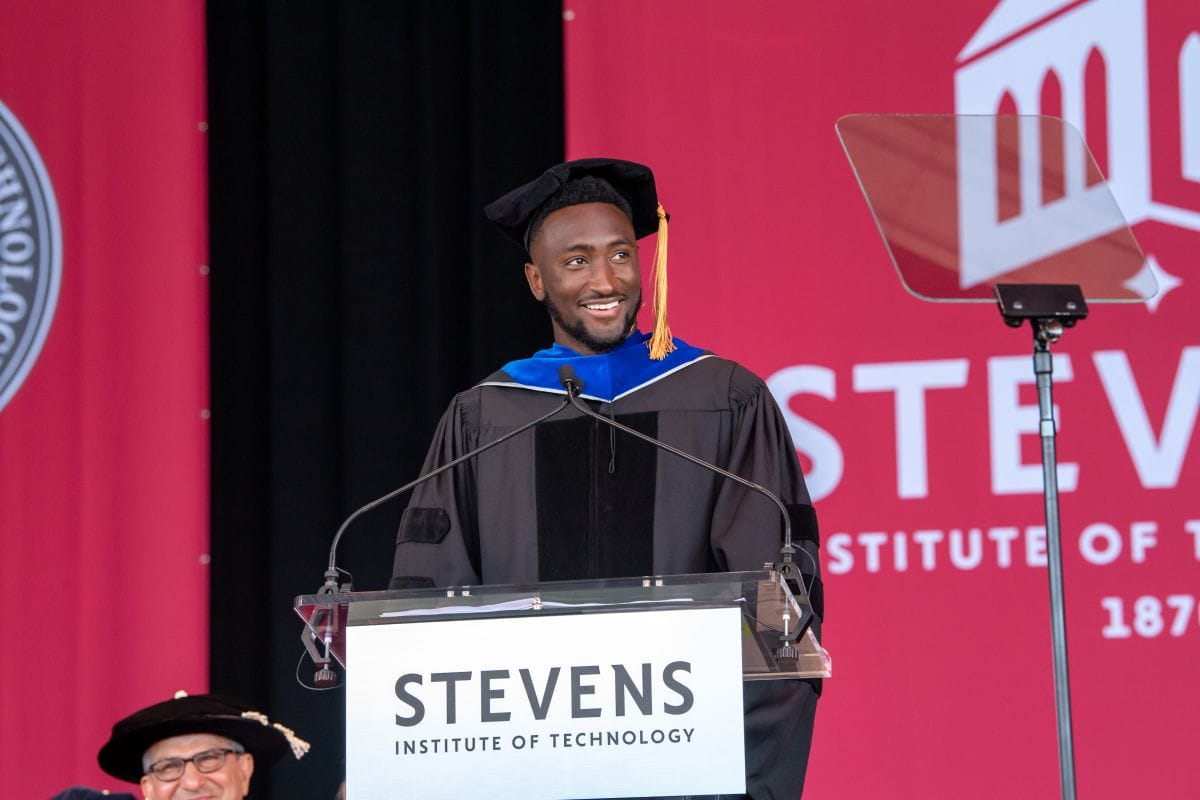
[525,175,634,254]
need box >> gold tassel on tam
[647,202,675,360]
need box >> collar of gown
[494,330,710,403]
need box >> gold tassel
[647,202,675,360]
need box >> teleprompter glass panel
[836,114,1154,303]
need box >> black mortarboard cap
[484,158,662,248]
[97,691,310,783]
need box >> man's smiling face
[524,202,642,355]
[139,733,254,800]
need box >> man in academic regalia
[95,691,309,800]
[389,158,823,799]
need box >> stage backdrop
[0,2,208,797]
[567,1,1197,797]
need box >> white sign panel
[346,606,746,800]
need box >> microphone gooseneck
[305,361,809,690]
[305,388,575,687]
[321,392,574,593]
[554,364,807,655]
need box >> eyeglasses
[145,747,244,781]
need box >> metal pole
[1033,321,1078,800]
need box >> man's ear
[524,262,546,301]
[239,752,255,796]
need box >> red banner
[0,2,208,796]
[567,1,1198,797]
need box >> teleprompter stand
[837,114,1157,800]
[995,282,1088,798]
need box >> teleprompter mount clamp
[995,283,1089,339]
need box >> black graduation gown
[391,349,822,800]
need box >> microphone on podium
[302,361,815,687]
[302,389,576,687]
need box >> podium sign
[346,605,747,800]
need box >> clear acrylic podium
[297,568,828,799]
[295,567,830,682]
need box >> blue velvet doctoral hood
[491,331,710,403]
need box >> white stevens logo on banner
[0,98,60,414]
[769,1,1200,643]
[954,0,1199,304]
[776,0,1200,504]
[345,606,746,800]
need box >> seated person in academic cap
[97,691,310,800]
[390,158,823,799]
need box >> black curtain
[206,3,563,796]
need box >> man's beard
[544,291,641,354]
